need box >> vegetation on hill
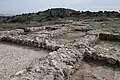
[6,8,77,23]
[0,8,120,23]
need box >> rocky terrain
[0,19,120,80]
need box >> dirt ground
[72,40,120,80]
[72,60,120,80]
[0,42,50,80]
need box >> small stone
[15,69,26,76]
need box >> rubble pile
[10,46,83,80]
[22,27,45,32]
[50,27,72,38]
[73,25,92,32]
[0,29,24,36]
[73,34,99,47]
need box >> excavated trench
[72,59,120,80]
[54,31,86,45]
[72,40,120,80]
[0,42,50,80]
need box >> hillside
[0,14,5,16]
[7,8,78,23]
[0,8,120,23]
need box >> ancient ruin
[0,20,120,80]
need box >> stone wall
[9,34,100,80]
[88,30,120,41]
[0,27,71,51]
[10,46,83,80]
[99,32,120,41]
[1,26,120,80]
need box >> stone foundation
[0,25,120,80]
